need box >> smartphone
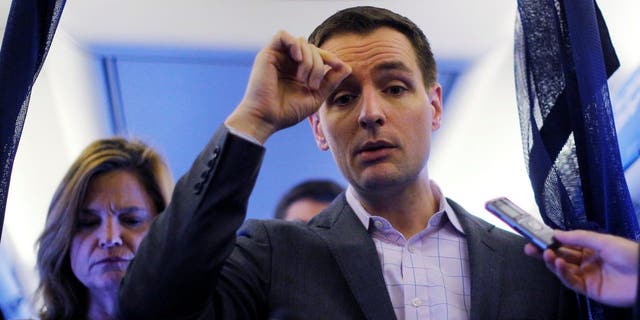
[485,197,558,250]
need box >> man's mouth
[356,140,396,161]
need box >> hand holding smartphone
[485,197,559,250]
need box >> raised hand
[525,229,639,307]
[225,30,351,144]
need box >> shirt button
[373,220,384,229]
[411,297,422,307]
[408,245,416,253]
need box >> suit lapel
[311,196,396,320]
[448,199,504,320]
[311,196,508,319]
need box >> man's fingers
[554,246,585,265]
[555,258,586,294]
[553,230,609,250]
[542,249,559,273]
[318,66,351,100]
[308,45,326,90]
[271,30,302,62]
[524,243,542,258]
[266,32,351,101]
[296,38,313,84]
[316,49,351,98]
[301,44,347,91]
[319,48,351,72]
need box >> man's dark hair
[275,179,344,219]
[308,6,437,87]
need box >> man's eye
[384,86,407,96]
[333,94,357,106]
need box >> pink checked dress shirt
[346,182,471,320]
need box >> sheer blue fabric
[0,0,66,240]
[515,0,638,238]
[515,0,638,318]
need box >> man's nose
[357,89,385,129]
[98,216,123,248]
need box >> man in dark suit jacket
[120,6,585,319]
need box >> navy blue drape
[0,0,66,241]
[515,0,638,318]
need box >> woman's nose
[98,216,123,248]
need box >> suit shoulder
[238,219,313,239]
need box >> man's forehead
[318,27,410,51]
[372,61,413,74]
[319,28,419,75]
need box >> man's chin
[356,166,424,192]
[357,172,403,191]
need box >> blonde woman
[36,138,172,320]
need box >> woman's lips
[92,257,129,269]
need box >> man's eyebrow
[373,61,413,74]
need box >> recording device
[485,197,559,250]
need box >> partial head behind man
[274,179,344,222]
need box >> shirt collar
[346,181,465,235]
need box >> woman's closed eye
[119,209,151,227]
[77,213,100,230]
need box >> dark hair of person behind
[275,179,344,219]
[308,6,437,88]
[35,137,173,320]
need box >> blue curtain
[515,0,639,318]
[0,0,67,241]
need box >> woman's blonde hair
[35,138,173,319]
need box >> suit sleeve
[118,125,266,319]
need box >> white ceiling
[58,0,517,61]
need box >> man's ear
[309,113,329,151]
[429,84,443,131]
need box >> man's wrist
[226,125,263,146]
[224,106,275,145]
